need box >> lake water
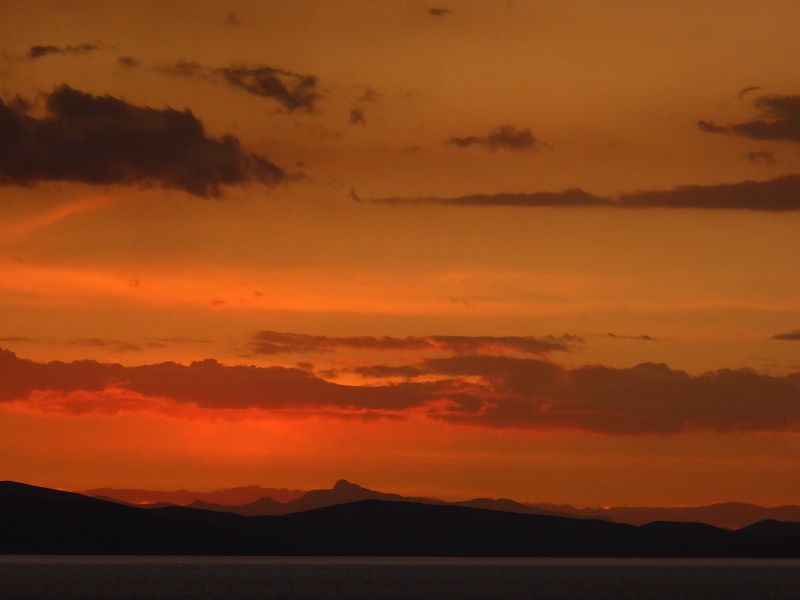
[2,556,800,599]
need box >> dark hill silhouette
[580,502,800,529]
[739,519,800,538]
[3,480,800,557]
[0,481,284,554]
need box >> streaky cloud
[772,330,800,341]
[26,43,100,60]
[619,174,800,211]
[372,189,610,207]
[249,331,579,355]
[372,174,800,211]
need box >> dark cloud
[699,94,800,143]
[249,331,578,355]
[619,174,800,211]
[425,356,800,434]
[224,12,240,26]
[428,7,451,16]
[117,56,139,68]
[607,333,656,341]
[446,125,537,151]
[772,330,800,341]
[26,44,99,60]
[0,85,285,197]
[5,347,799,434]
[349,108,366,125]
[157,60,320,111]
[744,150,776,166]
[216,65,319,111]
[372,189,611,207]
[0,336,32,343]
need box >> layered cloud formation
[4,337,800,435]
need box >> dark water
[2,556,800,599]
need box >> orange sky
[1,0,800,506]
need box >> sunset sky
[2,0,800,507]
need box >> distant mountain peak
[333,479,364,491]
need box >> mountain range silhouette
[4,480,800,556]
[84,479,800,530]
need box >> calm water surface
[2,556,800,599]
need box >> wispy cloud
[0,195,119,247]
